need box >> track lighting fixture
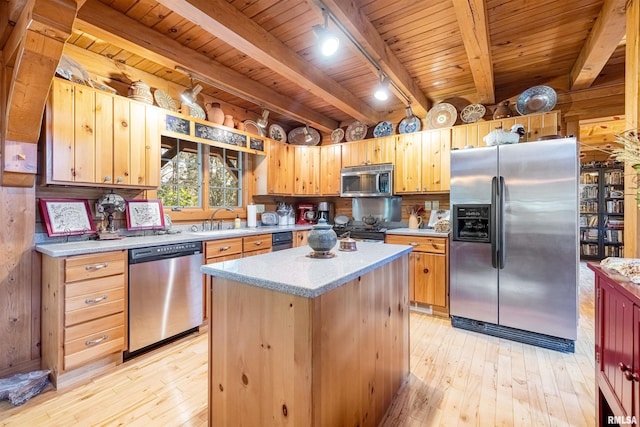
[180,76,203,106]
[313,10,340,57]
[374,75,390,101]
[257,109,270,129]
[303,124,314,144]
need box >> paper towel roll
[247,204,257,228]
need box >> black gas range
[333,222,399,241]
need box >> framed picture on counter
[126,199,165,230]
[39,198,96,237]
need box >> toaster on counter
[261,211,278,226]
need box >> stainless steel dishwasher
[127,241,203,356]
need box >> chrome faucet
[209,206,234,230]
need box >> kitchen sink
[190,228,259,237]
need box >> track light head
[313,10,339,57]
[374,77,390,101]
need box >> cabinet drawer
[205,238,243,258]
[243,248,271,257]
[65,275,125,299]
[243,235,272,252]
[65,251,126,283]
[385,235,447,254]
[206,253,242,264]
[64,313,125,370]
[65,286,125,326]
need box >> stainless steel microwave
[340,163,394,197]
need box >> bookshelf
[579,162,624,259]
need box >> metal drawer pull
[254,241,263,246]
[410,242,420,246]
[85,335,108,347]
[219,246,231,251]
[85,295,108,304]
[85,263,108,271]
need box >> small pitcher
[408,213,422,229]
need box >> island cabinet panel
[208,256,409,427]
[590,263,640,425]
[41,250,127,389]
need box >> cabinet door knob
[423,268,429,274]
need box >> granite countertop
[35,225,313,257]
[201,241,413,298]
[385,227,450,237]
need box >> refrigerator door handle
[491,176,498,269]
[499,176,506,269]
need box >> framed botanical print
[126,199,165,230]
[39,199,96,237]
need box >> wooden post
[624,0,640,257]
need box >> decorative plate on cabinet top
[268,124,287,142]
[373,121,394,137]
[345,121,368,141]
[288,127,321,145]
[460,104,486,123]
[426,103,457,129]
[516,85,557,115]
[331,128,345,143]
[398,116,421,134]
[244,120,265,136]
[188,103,206,120]
[153,89,177,112]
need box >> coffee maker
[296,202,317,225]
[316,201,334,224]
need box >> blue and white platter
[398,116,422,134]
[373,121,394,137]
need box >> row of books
[580,229,599,241]
[604,245,624,257]
[605,217,624,229]
[604,229,623,243]
[580,185,598,199]
[606,200,624,213]
[604,170,624,185]
[579,214,598,227]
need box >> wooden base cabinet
[293,230,310,247]
[41,251,127,389]
[385,234,449,316]
[589,263,640,425]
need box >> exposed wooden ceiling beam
[570,0,627,91]
[154,0,383,126]
[318,0,431,118]
[451,0,495,104]
[76,0,338,133]
[2,0,77,187]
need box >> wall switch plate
[255,204,265,213]
[424,201,432,210]
[432,200,440,209]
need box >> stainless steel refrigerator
[449,137,579,352]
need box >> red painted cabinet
[590,263,640,425]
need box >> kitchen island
[201,242,412,426]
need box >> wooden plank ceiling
[3,0,628,139]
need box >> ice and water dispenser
[452,204,491,243]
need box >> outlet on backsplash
[424,201,431,210]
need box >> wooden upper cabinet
[395,129,451,193]
[341,137,394,167]
[451,110,560,149]
[294,145,320,195]
[341,140,369,167]
[44,78,161,189]
[320,144,341,196]
[266,139,295,195]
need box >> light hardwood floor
[0,264,595,426]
